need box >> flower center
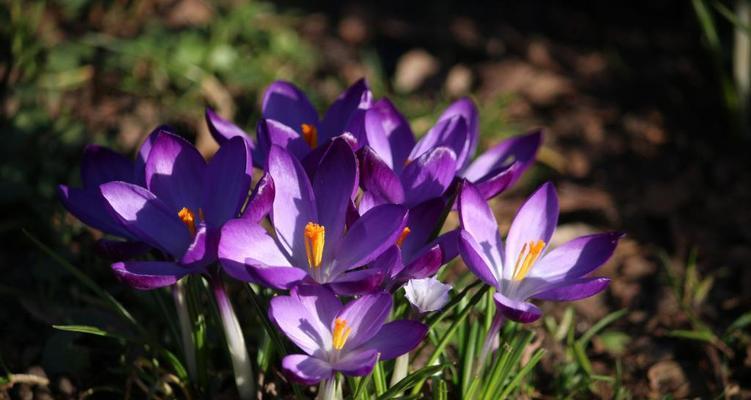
[304,222,325,269]
[396,226,411,247]
[178,207,199,236]
[301,123,318,148]
[332,317,352,350]
[511,240,545,281]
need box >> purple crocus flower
[362,97,542,202]
[98,131,255,289]
[208,79,372,167]
[404,277,452,314]
[268,285,427,385]
[218,138,408,294]
[457,180,621,323]
[57,127,162,258]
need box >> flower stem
[172,279,197,382]
[476,312,504,376]
[210,272,255,400]
[390,353,409,387]
[318,376,341,400]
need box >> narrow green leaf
[577,309,627,347]
[373,361,387,396]
[52,324,113,337]
[377,365,444,400]
[434,379,448,400]
[497,348,545,399]
[667,329,715,342]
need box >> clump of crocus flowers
[58,79,620,399]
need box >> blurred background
[2,0,750,398]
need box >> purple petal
[359,146,405,205]
[457,180,504,268]
[242,172,275,223]
[282,354,332,385]
[179,225,216,268]
[471,165,516,200]
[503,182,559,281]
[320,78,371,143]
[145,131,206,212]
[436,97,479,170]
[458,230,500,287]
[256,119,311,163]
[398,245,443,281]
[530,232,622,281]
[81,145,134,187]
[269,294,331,357]
[261,81,319,134]
[251,266,309,289]
[400,198,445,262]
[94,239,151,260]
[313,138,358,253]
[493,292,542,323]
[463,130,542,189]
[57,185,135,239]
[357,191,381,215]
[401,147,457,207]
[267,145,318,264]
[328,268,386,296]
[342,107,368,149]
[332,349,378,376]
[201,137,252,227]
[532,277,610,301]
[365,98,415,173]
[332,204,408,273]
[360,320,427,360]
[111,261,190,290]
[292,285,343,332]
[409,115,469,172]
[99,181,192,258]
[335,292,392,350]
[135,125,165,186]
[205,108,253,148]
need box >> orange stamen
[301,123,318,148]
[396,227,411,247]
[511,240,545,281]
[304,222,325,269]
[178,207,197,236]
[332,318,352,350]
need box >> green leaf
[497,348,545,399]
[373,361,387,396]
[377,365,445,400]
[577,309,627,347]
[52,324,120,338]
[667,329,715,342]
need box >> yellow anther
[301,123,318,148]
[396,227,411,247]
[178,207,197,236]
[304,222,325,269]
[511,240,546,281]
[332,318,352,350]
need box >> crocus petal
[201,137,252,227]
[372,245,404,281]
[99,181,192,258]
[435,229,460,264]
[401,147,457,207]
[145,131,206,212]
[111,261,190,290]
[331,204,408,274]
[57,185,136,239]
[291,285,343,337]
[503,182,559,281]
[242,172,274,223]
[493,292,542,323]
[404,277,451,313]
[357,191,382,215]
[218,218,298,288]
[81,145,134,187]
[457,180,504,267]
[359,146,405,205]
[282,354,333,385]
[360,320,427,360]
[398,244,443,281]
[332,349,378,376]
[335,292,392,350]
[529,232,622,281]
[269,295,330,357]
[458,230,500,287]
[267,145,318,264]
[256,119,311,162]
[365,98,415,173]
[409,115,469,172]
[531,277,610,301]
[261,81,319,134]
[313,138,358,251]
[400,198,446,262]
[471,165,516,200]
[436,97,479,170]
[463,130,542,189]
[134,125,165,186]
[205,108,253,147]
[179,225,216,268]
[328,268,386,296]
[320,78,371,142]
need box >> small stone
[444,64,473,97]
[394,49,440,93]
[648,360,690,398]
